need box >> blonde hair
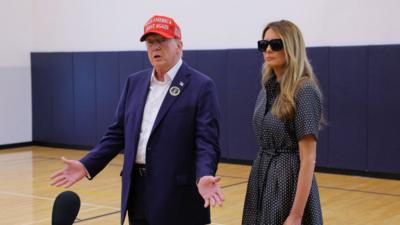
[261,20,321,120]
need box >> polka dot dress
[242,75,323,225]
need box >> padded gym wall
[31,45,400,174]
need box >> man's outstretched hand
[50,157,87,188]
[197,176,224,208]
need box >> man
[51,15,224,225]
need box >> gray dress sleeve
[294,81,322,141]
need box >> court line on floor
[318,185,400,198]
[222,181,249,189]
[218,174,248,180]
[74,210,120,223]
[0,190,120,210]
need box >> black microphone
[52,191,81,225]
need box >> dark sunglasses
[257,39,284,52]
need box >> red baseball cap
[140,15,182,42]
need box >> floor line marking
[318,185,400,197]
[0,190,120,210]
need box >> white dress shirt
[135,59,183,164]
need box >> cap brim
[140,31,175,42]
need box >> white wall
[32,0,400,52]
[0,0,32,145]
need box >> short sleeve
[254,89,266,111]
[294,82,322,141]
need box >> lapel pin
[169,86,181,96]
[179,81,184,87]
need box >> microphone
[52,191,81,225]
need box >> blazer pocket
[176,174,195,186]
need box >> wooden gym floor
[0,146,399,225]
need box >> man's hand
[50,157,87,188]
[197,176,224,208]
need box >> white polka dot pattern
[242,76,323,225]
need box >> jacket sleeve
[80,79,130,178]
[194,79,221,179]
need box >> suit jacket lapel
[150,63,191,134]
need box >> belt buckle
[138,167,146,176]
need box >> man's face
[145,34,182,74]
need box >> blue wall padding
[50,53,75,145]
[31,53,76,144]
[368,45,400,173]
[95,53,120,141]
[225,49,262,160]
[307,47,330,167]
[73,53,97,146]
[119,52,145,92]
[182,50,199,67]
[196,50,229,157]
[142,52,152,69]
[329,46,369,170]
[32,53,53,142]
[31,45,400,174]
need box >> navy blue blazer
[80,62,221,225]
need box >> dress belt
[260,148,297,156]
[255,148,297,219]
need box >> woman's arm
[285,135,317,225]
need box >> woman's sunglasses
[257,39,284,52]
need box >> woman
[242,20,324,225]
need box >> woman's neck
[273,67,284,82]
